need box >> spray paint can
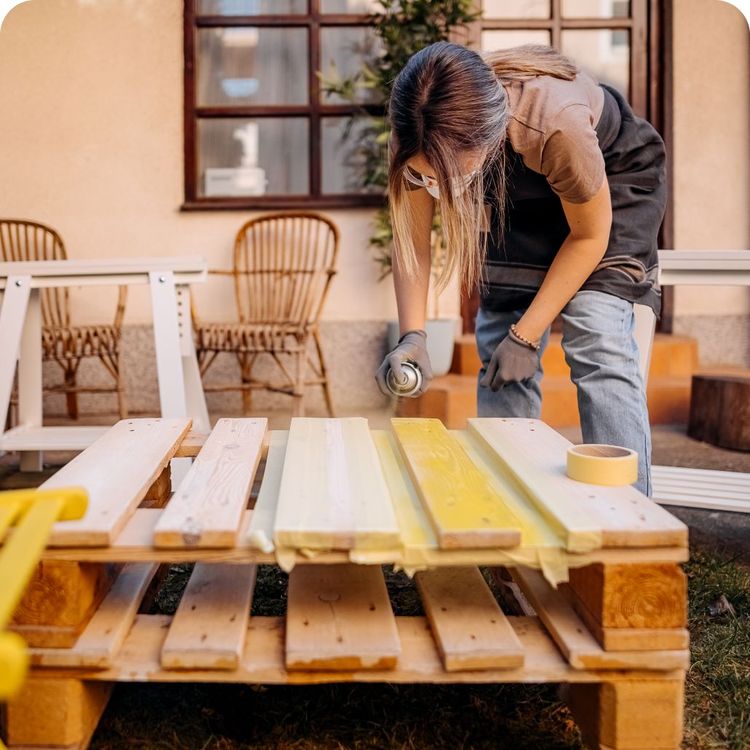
[385,361,423,397]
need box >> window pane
[198,0,307,14]
[561,29,629,94]
[321,116,383,194]
[320,27,382,104]
[481,29,551,51]
[561,0,630,18]
[321,0,380,12]
[482,0,550,19]
[198,118,309,196]
[198,28,308,106]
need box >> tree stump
[689,374,750,451]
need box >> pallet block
[3,677,112,748]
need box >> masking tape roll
[566,444,638,486]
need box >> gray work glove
[480,329,539,391]
[375,329,433,397]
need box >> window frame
[182,0,386,210]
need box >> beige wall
[0,0,459,326]
[2,0,749,328]
[672,0,750,316]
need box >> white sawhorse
[0,258,210,475]
[635,250,750,514]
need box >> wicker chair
[194,212,340,417]
[0,220,128,420]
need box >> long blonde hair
[388,43,579,293]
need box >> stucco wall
[0,0,459,328]
[672,0,750,317]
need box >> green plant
[320,0,479,299]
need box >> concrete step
[451,332,699,379]
[399,372,692,429]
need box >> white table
[0,258,210,471]
[635,250,750,514]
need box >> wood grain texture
[688,374,750,451]
[66,614,685,686]
[154,419,266,548]
[161,563,257,670]
[286,564,401,671]
[4,677,112,748]
[567,563,687,629]
[10,561,117,647]
[274,418,399,550]
[42,418,192,546]
[565,679,685,750]
[391,419,522,549]
[415,567,524,671]
[28,563,157,668]
[511,567,689,671]
[469,418,688,551]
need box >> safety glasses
[403,164,479,199]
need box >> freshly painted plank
[391,419,522,549]
[246,431,288,553]
[469,419,688,551]
[274,418,399,550]
[43,418,192,546]
[511,567,689,671]
[161,563,257,670]
[286,564,401,671]
[28,563,157,668]
[415,567,524,671]
[154,419,266,548]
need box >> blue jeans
[476,290,652,495]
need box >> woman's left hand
[480,333,539,391]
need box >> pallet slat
[469,419,688,551]
[246,431,288,553]
[161,563,257,670]
[43,419,192,546]
[154,419,266,548]
[391,419,522,549]
[511,567,689,671]
[29,563,157,668]
[286,564,401,671]
[415,567,524,671]
[274,418,400,551]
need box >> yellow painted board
[391,419,521,549]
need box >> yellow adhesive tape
[566,444,638,486]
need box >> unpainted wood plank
[469,418,688,551]
[161,563,257,670]
[42,418,192,546]
[511,566,689,671]
[28,563,157,668]
[74,614,685,686]
[415,566,524,671]
[567,563,687,629]
[274,418,400,550]
[286,564,401,671]
[391,419,522,549]
[154,419,267,548]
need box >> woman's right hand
[375,329,433,397]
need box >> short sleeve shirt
[502,71,606,203]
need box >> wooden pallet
[1,416,690,750]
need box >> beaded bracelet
[510,323,541,351]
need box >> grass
[62,549,750,749]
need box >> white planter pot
[386,318,458,377]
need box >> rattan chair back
[0,219,69,328]
[232,212,339,329]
